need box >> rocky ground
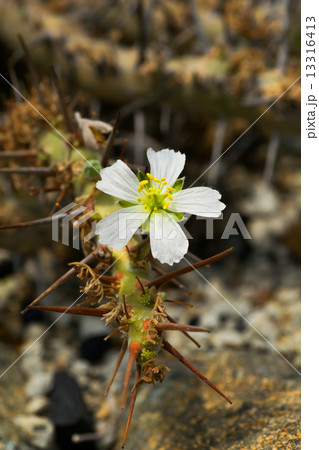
[124,350,300,450]
[0,233,300,449]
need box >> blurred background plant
[0,1,300,449]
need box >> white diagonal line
[0,251,125,379]
[186,75,301,191]
[182,255,301,376]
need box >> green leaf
[172,177,184,192]
[83,160,102,179]
[118,200,136,208]
[137,171,148,182]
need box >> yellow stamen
[154,178,161,182]
[147,193,152,199]
[161,177,166,181]
[162,181,167,185]
[144,204,149,210]
[166,186,174,192]
[167,193,173,201]
[153,207,158,212]
[138,179,149,192]
[147,173,154,180]
[163,202,169,210]
[137,197,142,202]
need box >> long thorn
[166,313,201,348]
[135,276,145,294]
[121,365,141,448]
[18,34,43,104]
[101,111,120,168]
[0,167,55,175]
[165,299,193,307]
[156,323,210,333]
[122,295,131,319]
[105,338,128,397]
[51,65,74,133]
[7,59,22,103]
[151,264,187,291]
[26,305,111,317]
[119,138,128,159]
[129,236,150,254]
[99,275,118,283]
[29,186,62,195]
[162,339,232,404]
[20,251,98,314]
[122,342,141,409]
[49,188,66,215]
[0,150,37,159]
[147,247,234,289]
[0,214,65,230]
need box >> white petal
[146,148,185,187]
[96,205,149,250]
[149,211,188,265]
[169,187,225,217]
[96,160,139,203]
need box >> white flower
[95,148,225,265]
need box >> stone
[239,181,279,215]
[13,415,54,449]
[25,372,53,399]
[26,396,49,415]
[117,349,300,449]
[247,310,279,342]
[211,328,245,349]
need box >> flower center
[137,173,174,212]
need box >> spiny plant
[0,46,234,448]
[21,243,233,447]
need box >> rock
[117,349,300,449]
[247,310,279,342]
[26,396,49,415]
[239,180,279,216]
[69,359,92,388]
[276,287,300,304]
[48,371,96,450]
[25,372,53,399]
[23,323,47,342]
[211,328,245,349]
[20,325,46,377]
[49,371,91,427]
[13,415,54,449]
